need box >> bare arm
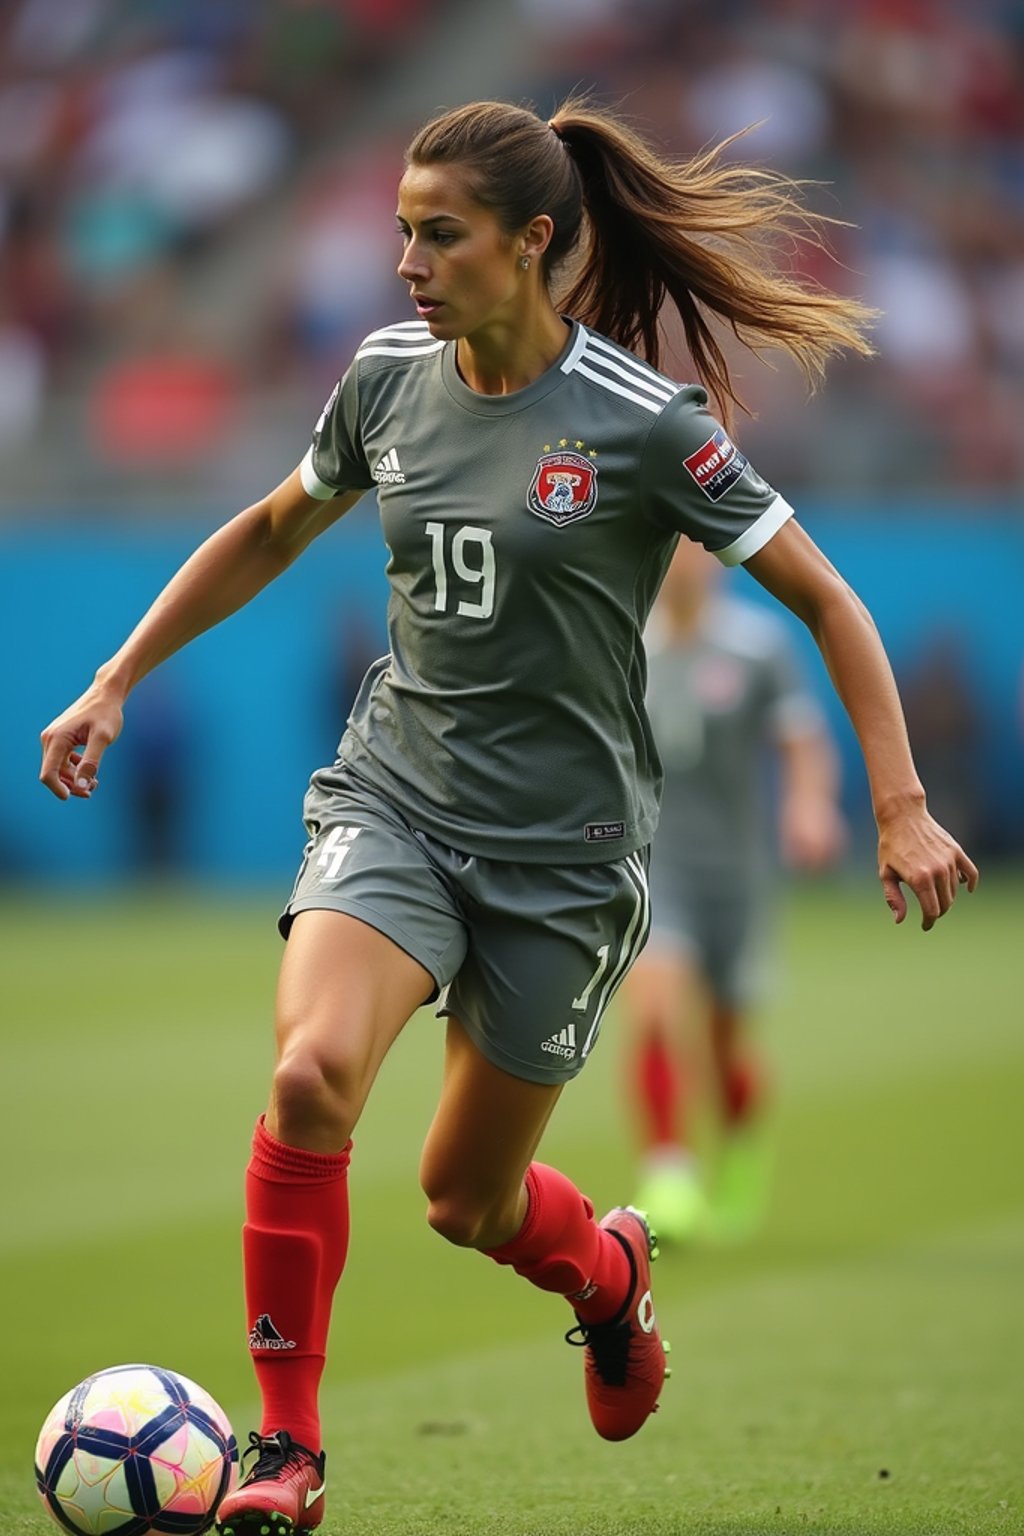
[744,518,978,928]
[775,724,847,871]
[39,468,363,800]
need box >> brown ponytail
[407,95,876,426]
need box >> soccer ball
[34,1363,239,1536]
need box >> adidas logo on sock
[541,1022,577,1059]
[248,1312,297,1351]
[372,448,405,485]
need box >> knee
[422,1173,526,1251]
[424,1194,489,1249]
[271,1047,358,1146]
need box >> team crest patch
[683,428,748,502]
[527,449,598,526]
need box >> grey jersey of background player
[646,594,826,888]
[301,317,796,862]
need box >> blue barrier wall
[3,500,1021,886]
[746,505,1024,860]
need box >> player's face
[396,164,525,341]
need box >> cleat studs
[663,1340,672,1353]
[665,1367,672,1379]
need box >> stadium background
[3,3,1022,1533]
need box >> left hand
[877,806,979,931]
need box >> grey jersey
[300,319,794,863]
[646,595,824,883]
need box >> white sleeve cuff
[714,494,795,567]
[300,445,338,500]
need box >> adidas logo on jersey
[541,1023,577,1059]
[372,448,405,485]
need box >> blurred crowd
[2,0,1023,507]
[0,0,442,501]
[526,0,1024,498]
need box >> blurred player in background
[39,96,976,1536]
[622,539,846,1245]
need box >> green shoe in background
[634,1153,707,1246]
[705,1118,773,1245]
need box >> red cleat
[566,1206,670,1441]
[217,1431,326,1536]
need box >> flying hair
[406,96,877,427]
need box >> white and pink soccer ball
[35,1363,238,1536]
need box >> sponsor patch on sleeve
[683,428,749,502]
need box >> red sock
[243,1116,351,1453]
[637,1035,684,1148]
[483,1163,630,1325]
[722,1057,761,1126]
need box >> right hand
[39,685,124,801]
[876,801,979,931]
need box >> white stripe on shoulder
[360,320,434,343]
[714,494,795,567]
[585,334,680,396]
[574,359,665,414]
[356,342,445,359]
[299,446,338,501]
[356,341,444,359]
[559,325,590,374]
[580,342,678,403]
[355,320,443,361]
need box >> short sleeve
[299,359,375,500]
[641,386,794,565]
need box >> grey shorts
[645,855,772,1010]
[281,764,652,1085]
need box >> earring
[520,256,530,270]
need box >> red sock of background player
[722,1055,761,1128]
[637,1035,686,1151]
[242,1116,351,1453]
[483,1162,631,1324]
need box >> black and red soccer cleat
[217,1430,326,1536]
[565,1206,670,1441]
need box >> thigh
[270,911,437,1147]
[276,909,435,1069]
[443,848,651,1084]
[419,1015,563,1209]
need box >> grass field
[4,874,1022,1536]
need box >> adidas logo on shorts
[372,448,405,485]
[541,1023,577,1060]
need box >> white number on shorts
[425,522,495,619]
[572,943,611,1013]
[317,825,360,881]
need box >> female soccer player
[39,98,977,1534]
[622,538,847,1246]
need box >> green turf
[4,874,1022,1534]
